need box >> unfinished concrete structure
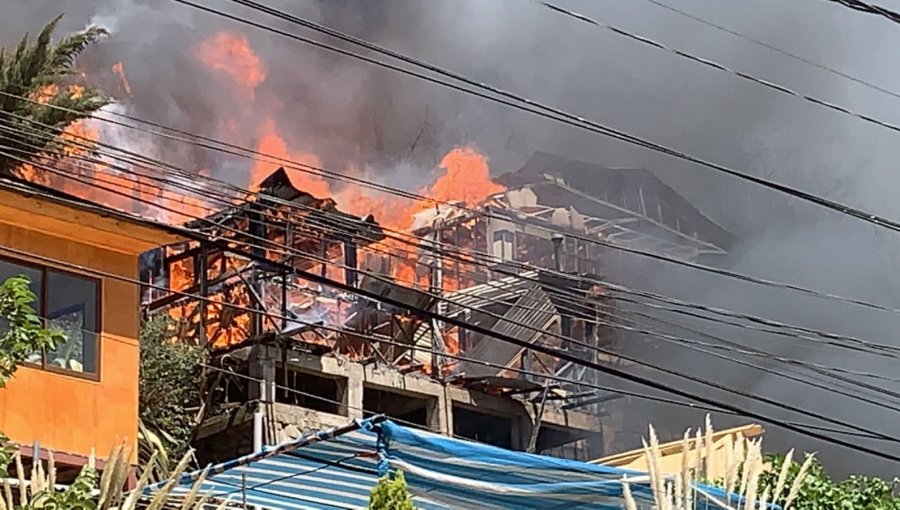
[142,152,734,464]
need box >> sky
[4,0,900,477]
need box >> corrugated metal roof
[455,285,558,378]
[442,270,539,311]
[152,419,448,510]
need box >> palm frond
[49,25,108,76]
[0,14,110,176]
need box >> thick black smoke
[4,0,900,476]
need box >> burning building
[142,150,734,464]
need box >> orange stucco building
[0,177,183,472]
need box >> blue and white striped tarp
[150,418,750,509]
[378,420,738,510]
[148,419,448,510]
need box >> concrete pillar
[248,345,276,402]
[587,430,605,460]
[512,414,533,451]
[346,363,365,420]
[435,386,452,435]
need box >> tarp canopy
[149,418,744,509]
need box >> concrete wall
[235,346,604,457]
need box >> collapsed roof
[185,167,385,270]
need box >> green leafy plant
[138,315,207,479]
[369,470,416,510]
[0,275,64,387]
[0,275,65,478]
[759,454,900,510]
[0,433,11,480]
[0,14,110,176]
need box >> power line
[9,120,900,380]
[8,115,900,406]
[3,158,900,459]
[597,309,900,412]
[10,92,900,358]
[824,0,900,24]
[610,294,900,387]
[628,309,900,406]
[8,111,900,418]
[9,263,890,444]
[641,0,900,102]
[535,0,900,135]
[167,0,900,237]
[13,92,900,343]
[10,105,900,428]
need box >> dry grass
[622,416,814,510]
[0,444,227,509]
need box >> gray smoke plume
[4,0,900,477]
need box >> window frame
[0,254,102,382]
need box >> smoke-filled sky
[5,0,900,476]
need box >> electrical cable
[2,157,899,459]
[163,0,900,237]
[640,0,900,102]
[6,105,900,371]
[823,0,900,24]
[610,296,900,388]
[8,133,900,376]
[14,115,900,426]
[8,115,900,409]
[21,296,893,446]
[11,89,900,333]
[625,308,900,406]
[588,309,900,413]
[534,0,900,136]
[10,112,900,438]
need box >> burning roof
[185,167,385,271]
[148,167,387,349]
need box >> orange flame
[112,62,133,96]
[251,119,330,197]
[338,146,500,289]
[194,32,266,98]
[33,84,60,104]
[431,147,503,206]
[16,80,214,223]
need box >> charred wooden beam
[164,243,218,265]
[560,393,624,411]
[342,236,358,288]
[145,264,255,311]
[198,244,209,346]
[248,201,266,337]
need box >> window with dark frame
[0,257,100,377]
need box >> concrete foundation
[197,345,607,462]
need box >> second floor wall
[0,185,182,465]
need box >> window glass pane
[0,259,43,364]
[46,271,99,374]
